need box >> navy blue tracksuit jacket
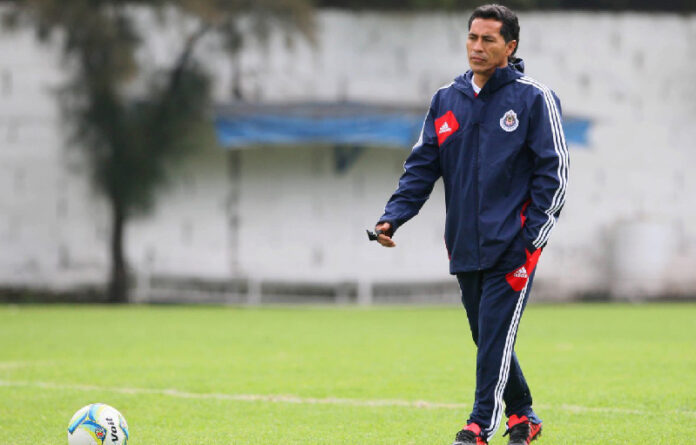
[379,60,568,273]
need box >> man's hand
[375,222,396,248]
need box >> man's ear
[506,40,517,58]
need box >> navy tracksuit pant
[456,248,542,440]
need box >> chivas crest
[500,109,519,132]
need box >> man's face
[467,18,517,76]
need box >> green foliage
[60,52,213,215]
[1,304,695,443]
[4,0,314,216]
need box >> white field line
[0,360,53,370]
[0,379,464,410]
[1,379,694,418]
[0,362,29,370]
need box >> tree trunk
[107,199,129,303]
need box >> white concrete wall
[0,26,111,289]
[1,11,695,299]
[234,146,449,283]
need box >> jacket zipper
[473,96,487,270]
[474,124,481,270]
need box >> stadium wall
[0,11,694,301]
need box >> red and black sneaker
[503,414,542,445]
[452,423,488,445]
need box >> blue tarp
[215,103,590,149]
[563,117,591,146]
[215,103,423,149]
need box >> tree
[3,1,314,302]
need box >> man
[373,4,568,445]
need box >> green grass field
[1,303,695,444]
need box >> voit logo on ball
[67,403,129,445]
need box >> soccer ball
[67,403,129,445]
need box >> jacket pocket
[505,247,542,291]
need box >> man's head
[467,4,519,78]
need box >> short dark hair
[468,4,520,58]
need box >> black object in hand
[366,229,383,241]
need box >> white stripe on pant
[484,279,530,439]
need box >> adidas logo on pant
[513,267,528,279]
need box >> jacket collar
[453,58,525,98]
